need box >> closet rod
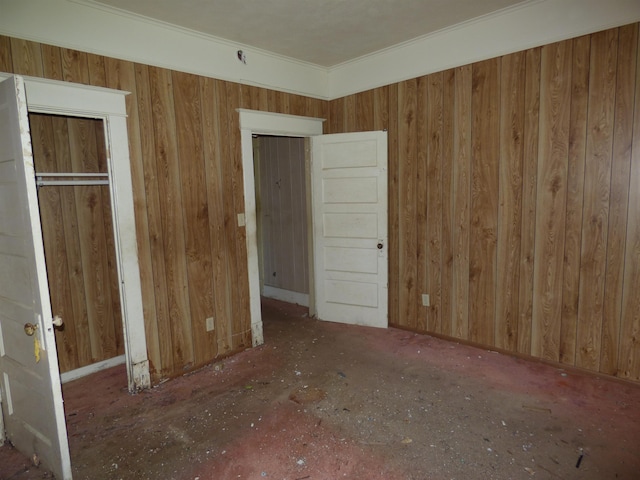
[36,180,110,187]
[36,172,108,177]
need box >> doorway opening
[238,109,324,346]
[30,112,126,382]
[253,135,311,309]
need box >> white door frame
[0,73,150,392]
[238,109,324,344]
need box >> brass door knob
[24,323,38,336]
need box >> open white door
[311,131,388,328]
[0,76,72,479]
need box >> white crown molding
[1,0,639,101]
[0,0,328,99]
[327,0,640,99]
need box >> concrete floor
[2,297,640,479]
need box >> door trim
[238,109,324,345]
[1,73,150,392]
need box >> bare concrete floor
[2,297,640,479]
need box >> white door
[311,131,388,328]
[0,76,72,479]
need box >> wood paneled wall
[0,35,327,382]
[327,23,640,382]
[255,136,309,296]
[3,21,639,384]
[30,113,124,373]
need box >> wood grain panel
[398,79,418,329]
[9,38,43,76]
[426,73,443,333]
[440,69,456,337]
[200,76,230,360]
[0,35,12,71]
[387,84,400,326]
[173,70,216,365]
[215,79,238,354]
[148,66,194,370]
[469,58,500,346]
[560,36,590,365]
[452,65,472,340]
[61,48,89,84]
[576,29,618,371]
[41,44,63,80]
[517,48,541,355]
[225,81,252,350]
[618,28,640,381]
[531,41,572,362]
[416,76,429,331]
[601,24,637,375]
[496,52,525,352]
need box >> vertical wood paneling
[618,28,640,381]
[148,66,194,370]
[576,29,618,371]
[470,58,500,346]
[416,77,429,331]
[452,66,472,340]
[5,23,640,384]
[52,116,93,367]
[10,38,43,76]
[601,24,638,375]
[215,80,239,354]
[426,73,443,333]
[560,36,590,365]
[173,71,216,365]
[398,79,418,329]
[200,77,230,359]
[440,70,456,337]
[0,35,12,71]
[387,84,400,326]
[225,81,252,349]
[41,44,63,80]
[496,52,525,352]
[517,48,541,355]
[531,41,572,362]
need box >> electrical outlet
[206,317,215,332]
[421,294,430,307]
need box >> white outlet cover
[421,294,430,307]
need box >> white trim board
[1,0,639,100]
[61,355,126,384]
[262,286,310,308]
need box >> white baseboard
[60,354,126,384]
[262,285,309,307]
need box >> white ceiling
[93,0,528,67]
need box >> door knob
[24,323,38,336]
[52,315,63,327]
[377,242,383,249]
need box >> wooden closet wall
[30,113,124,373]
